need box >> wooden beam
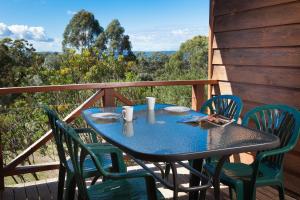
[208,0,215,100]
[191,84,205,111]
[0,80,218,95]
[102,89,115,107]
[113,90,134,106]
[4,90,104,171]
[0,132,4,190]
[4,162,60,176]
[64,90,104,122]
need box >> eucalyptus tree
[62,10,103,51]
[100,19,133,57]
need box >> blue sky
[0,0,209,52]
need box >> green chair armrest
[256,146,292,162]
[251,146,292,182]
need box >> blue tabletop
[82,104,279,162]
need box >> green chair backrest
[55,120,116,199]
[43,106,69,168]
[242,104,300,168]
[200,95,243,122]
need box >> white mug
[146,97,156,110]
[122,106,133,122]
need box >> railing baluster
[102,88,116,107]
[0,133,4,190]
[192,84,205,111]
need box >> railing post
[103,88,116,107]
[192,84,205,111]
[0,133,4,190]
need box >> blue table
[82,104,279,200]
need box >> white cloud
[0,22,53,42]
[67,10,77,15]
[171,28,190,36]
[0,23,12,36]
[31,37,62,52]
[128,26,208,51]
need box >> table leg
[170,162,179,200]
[213,155,230,200]
[189,159,203,200]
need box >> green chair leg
[235,186,244,200]
[277,184,285,200]
[65,173,76,200]
[165,164,171,178]
[228,186,234,200]
[57,164,66,200]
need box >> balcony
[0,80,298,199]
[0,0,300,199]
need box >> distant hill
[133,51,176,57]
[37,51,177,57]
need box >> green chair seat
[88,177,164,200]
[205,161,282,186]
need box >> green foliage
[0,38,37,87]
[63,10,103,50]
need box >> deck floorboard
[1,164,297,200]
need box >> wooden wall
[209,0,300,196]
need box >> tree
[0,38,36,87]
[62,10,103,50]
[105,19,124,54]
[103,19,133,57]
[165,36,208,77]
[94,32,107,51]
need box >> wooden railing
[0,80,218,189]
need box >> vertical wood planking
[0,133,3,190]
[192,84,205,111]
[102,88,116,107]
[207,0,215,99]
[210,0,300,196]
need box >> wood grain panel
[211,0,300,196]
[214,2,300,32]
[284,153,300,176]
[214,0,296,16]
[212,65,300,88]
[212,48,300,66]
[285,172,300,196]
[213,24,300,49]
[214,82,300,108]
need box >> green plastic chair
[166,95,244,180]
[56,120,165,200]
[200,95,243,122]
[43,106,126,200]
[204,104,300,200]
[187,95,244,199]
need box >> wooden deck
[0,163,297,200]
